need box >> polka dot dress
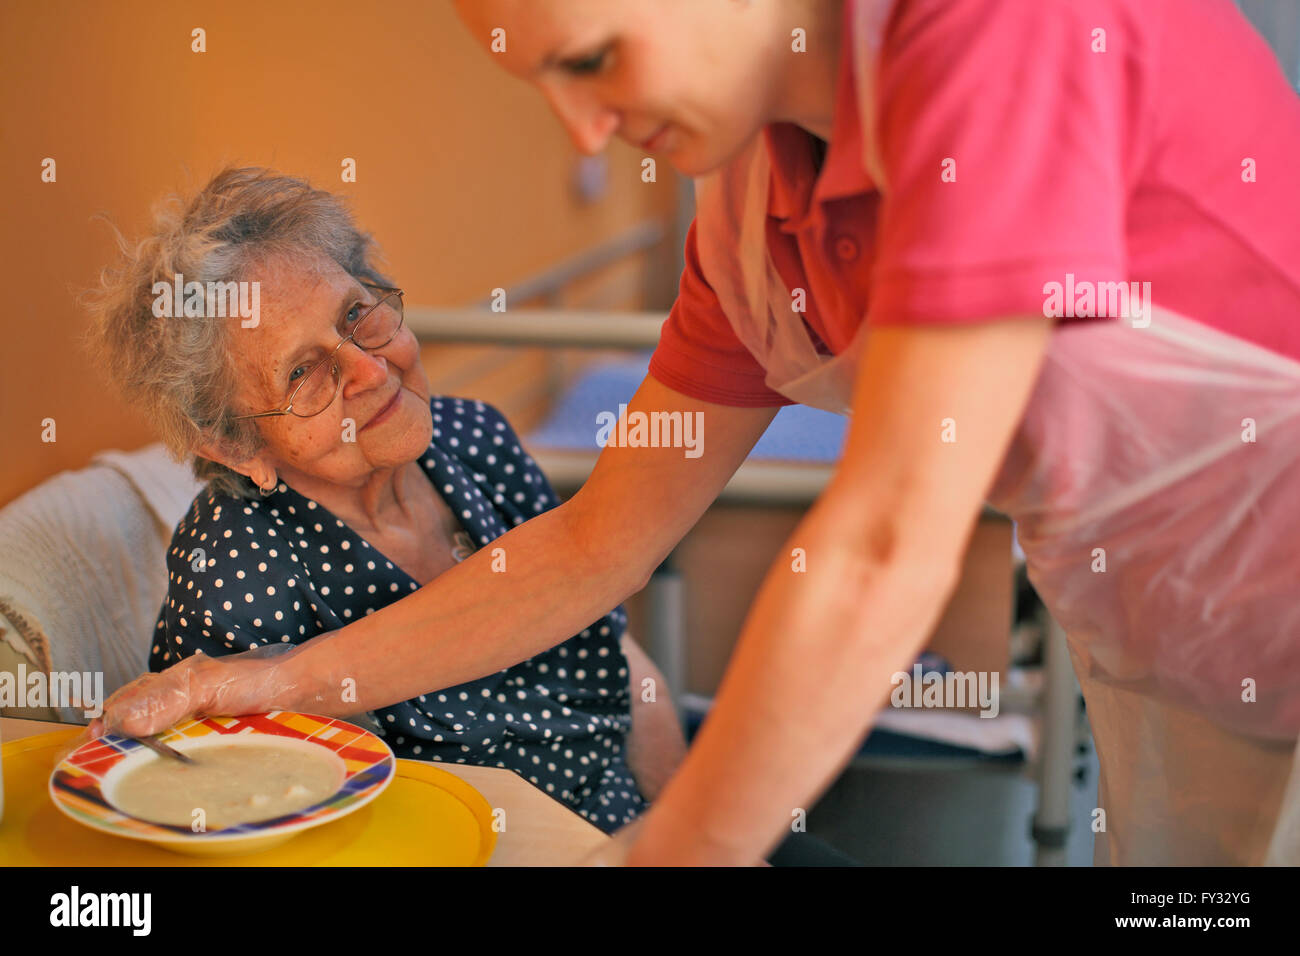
[152,397,647,834]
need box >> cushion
[0,445,201,722]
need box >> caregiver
[97,0,1300,865]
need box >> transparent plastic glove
[82,643,303,742]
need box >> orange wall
[0,0,676,505]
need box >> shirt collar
[765,0,874,230]
[264,432,505,574]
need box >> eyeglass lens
[288,290,403,417]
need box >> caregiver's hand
[576,815,649,866]
[85,643,301,739]
[580,809,769,866]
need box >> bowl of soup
[50,712,395,856]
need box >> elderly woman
[85,166,686,834]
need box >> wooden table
[0,716,609,866]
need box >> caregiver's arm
[625,316,1053,865]
[97,375,779,737]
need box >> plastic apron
[692,0,1300,865]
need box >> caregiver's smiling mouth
[361,387,403,431]
[637,123,673,152]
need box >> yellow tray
[0,729,497,866]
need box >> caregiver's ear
[193,439,277,490]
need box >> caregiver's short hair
[85,166,394,499]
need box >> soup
[110,742,343,830]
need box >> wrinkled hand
[84,644,299,740]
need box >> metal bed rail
[406,306,667,350]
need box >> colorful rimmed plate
[49,712,395,857]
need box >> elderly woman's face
[226,256,433,487]
[454,0,779,177]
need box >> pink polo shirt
[648,0,1300,408]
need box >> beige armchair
[0,445,201,723]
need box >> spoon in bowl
[130,734,196,765]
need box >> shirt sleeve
[867,0,1139,326]
[648,219,796,408]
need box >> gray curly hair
[84,166,394,499]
